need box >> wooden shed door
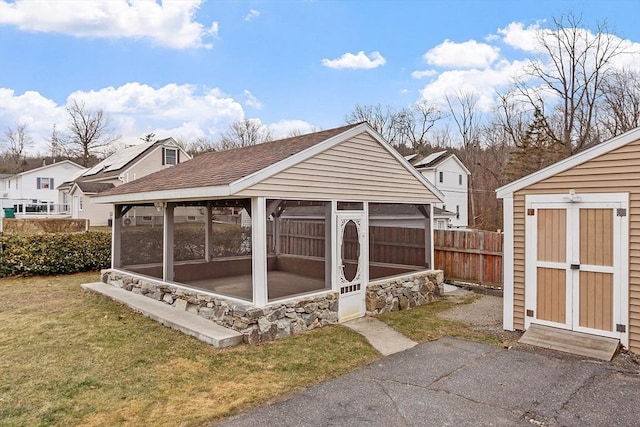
[526,194,628,340]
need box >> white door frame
[335,209,368,322]
[525,193,629,347]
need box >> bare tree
[184,136,217,156]
[515,14,627,153]
[395,101,444,152]
[446,92,481,150]
[64,99,120,166]
[140,132,156,143]
[218,119,272,150]
[345,104,400,146]
[1,123,33,173]
[599,68,640,137]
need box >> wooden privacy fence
[267,220,503,286]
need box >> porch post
[252,197,268,307]
[163,203,174,282]
[425,204,433,269]
[112,204,122,269]
[204,203,212,261]
[324,202,332,288]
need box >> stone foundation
[101,269,338,344]
[365,270,444,315]
[100,268,443,344]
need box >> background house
[1,160,84,216]
[59,138,191,226]
[497,126,640,355]
[407,151,470,229]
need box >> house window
[439,171,443,183]
[186,215,197,222]
[164,148,178,165]
[140,216,153,223]
[37,177,54,189]
[79,197,84,211]
[456,205,460,219]
[459,174,462,185]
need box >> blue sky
[1,0,639,155]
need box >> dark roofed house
[59,137,191,226]
[92,123,447,345]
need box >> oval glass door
[341,219,360,282]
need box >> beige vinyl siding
[238,133,440,203]
[512,138,640,353]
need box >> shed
[93,123,446,342]
[497,127,640,354]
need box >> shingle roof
[98,123,362,198]
[411,150,450,168]
[76,182,115,194]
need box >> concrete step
[82,282,244,349]
[519,324,619,361]
[343,317,417,356]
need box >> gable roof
[497,126,640,198]
[81,137,185,180]
[5,160,83,178]
[94,123,444,204]
[408,151,471,174]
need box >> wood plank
[519,324,619,361]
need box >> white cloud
[0,0,217,49]
[244,9,260,21]
[424,39,500,68]
[243,90,263,109]
[267,120,317,138]
[418,59,531,111]
[0,83,324,156]
[0,83,246,155]
[322,51,386,70]
[411,69,438,79]
[498,22,542,52]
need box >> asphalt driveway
[217,337,640,427]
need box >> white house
[1,160,84,216]
[58,137,191,226]
[407,151,470,228]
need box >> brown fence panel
[433,229,503,285]
[267,220,503,285]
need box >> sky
[1,0,639,155]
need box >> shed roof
[497,127,640,198]
[94,122,444,204]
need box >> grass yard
[0,273,379,427]
[376,295,508,346]
[0,273,508,426]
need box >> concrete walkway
[343,317,417,356]
[81,282,243,348]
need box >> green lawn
[0,273,379,426]
[0,272,506,426]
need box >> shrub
[0,231,111,277]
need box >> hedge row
[0,231,111,277]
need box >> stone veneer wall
[365,270,444,315]
[101,268,443,344]
[101,269,339,344]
